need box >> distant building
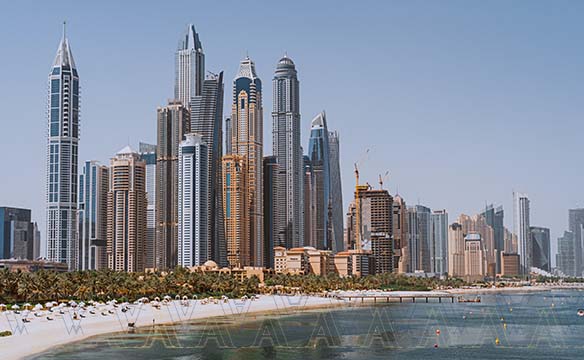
[175,24,204,110]
[308,111,332,251]
[0,207,34,260]
[568,208,584,275]
[448,222,465,277]
[407,205,431,272]
[107,146,147,272]
[464,233,486,282]
[392,195,408,273]
[273,246,332,276]
[139,142,157,270]
[557,231,577,277]
[0,259,68,273]
[33,223,41,260]
[303,155,316,248]
[263,156,280,268]
[513,192,531,275]
[156,101,190,269]
[481,204,505,273]
[530,226,551,272]
[178,134,209,267]
[78,161,109,270]
[328,130,344,253]
[431,210,448,275]
[500,253,520,277]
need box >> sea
[33,290,584,359]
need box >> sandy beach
[0,295,342,360]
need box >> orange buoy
[436,329,441,335]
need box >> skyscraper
[272,55,303,250]
[568,208,584,275]
[139,143,156,270]
[308,111,332,251]
[190,71,225,266]
[263,156,279,268]
[45,24,80,270]
[513,192,531,275]
[303,155,316,248]
[481,204,505,273]
[407,205,431,272]
[175,24,204,110]
[222,155,249,267]
[430,210,448,275]
[355,186,393,274]
[178,134,208,267]
[464,233,486,281]
[107,147,147,272]
[557,231,576,276]
[328,130,344,253]
[229,56,264,266]
[448,222,465,277]
[530,226,551,272]
[78,161,109,270]
[225,117,232,156]
[156,101,190,269]
[0,207,35,260]
[392,195,408,272]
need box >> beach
[0,295,340,360]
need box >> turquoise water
[34,291,584,359]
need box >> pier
[330,291,458,304]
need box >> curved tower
[45,23,80,270]
[308,111,331,251]
[272,55,302,250]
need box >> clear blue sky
[1,0,583,264]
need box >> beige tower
[107,146,147,272]
[228,56,264,267]
[448,222,465,277]
[222,155,249,267]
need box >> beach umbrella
[34,304,43,311]
[11,304,20,310]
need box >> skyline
[2,1,584,265]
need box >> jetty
[330,290,458,303]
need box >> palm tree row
[0,267,466,304]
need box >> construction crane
[378,170,389,190]
[353,148,370,251]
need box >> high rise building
[481,204,505,272]
[568,208,584,275]
[78,161,109,270]
[263,156,279,268]
[458,213,496,271]
[308,111,332,251]
[448,222,465,277]
[557,231,577,276]
[513,192,531,275]
[272,55,303,250]
[430,210,448,275]
[464,233,486,281]
[156,101,190,269]
[222,155,249,267]
[107,147,147,272]
[303,155,316,249]
[0,207,35,260]
[45,24,80,270]
[530,226,550,272]
[33,223,41,260]
[225,117,232,156]
[392,195,408,273]
[328,131,344,253]
[344,202,357,251]
[175,24,204,110]
[407,205,431,272]
[178,134,209,267]
[229,56,264,266]
[190,71,225,266]
[139,143,157,270]
[355,186,393,274]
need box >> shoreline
[0,295,343,360]
[3,286,582,359]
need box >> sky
[1,0,583,265]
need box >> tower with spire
[45,22,80,270]
[175,24,204,110]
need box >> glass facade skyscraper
[513,192,531,275]
[175,24,204,110]
[308,111,332,251]
[328,130,343,253]
[139,143,157,270]
[45,24,80,270]
[529,226,550,272]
